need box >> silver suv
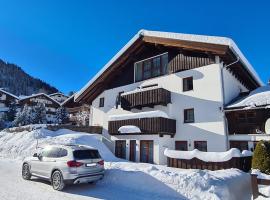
[22,144,105,191]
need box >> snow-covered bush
[32,103,47,124]
[252,140,270,174]
[13,103,47,126]
[13,105,32,126]
[6,102,17,122]
[75,110,89,126]
[55,107,69,124]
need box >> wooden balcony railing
[121,88,171,110]
[108,117,176,137]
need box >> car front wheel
[22,163,31,180]
[51,170,65,191]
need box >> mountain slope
[0,59,59,96]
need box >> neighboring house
[49,93,69,103]
[74,30,263,164]
[225,85,270,151]
[19,93,60,123]
[61,94,90,125]
[0,88,19,117]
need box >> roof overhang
[75,30,263,104]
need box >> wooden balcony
[108,117,176,137]
[121,88,171,110]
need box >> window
[99,97,104,107]
[237,111,256,124]
[134,53,168,82]
[184,108,194,123]
[230,141,248,151]
[183,77,193,92]
[116,91,124,108]
[194,141,207,152]
[175,141,188,151]
[73,150,101,160]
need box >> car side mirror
[33,153,38,157]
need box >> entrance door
[115,140,126,159]
[140,140,153,163]
[129,140,136,162]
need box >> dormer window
[134,53,168,82]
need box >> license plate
[86,163,96,167]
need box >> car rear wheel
[51,171,65,191]
[22,163,31,180]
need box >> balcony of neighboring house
[108,111,176,137]
[120,86,171,111]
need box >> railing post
[251,174,259,199]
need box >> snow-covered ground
[0,127,253,200]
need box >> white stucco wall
[223,68,248,105]
[89,62,249,164]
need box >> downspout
[219,56,240,150]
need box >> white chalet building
[75,30,263,164]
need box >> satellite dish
[265,118,270,134]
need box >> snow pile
[109,110,169,121]
[227,85,270,108]
[164,148,247,162]
[118,125,141,133]
[242,150,253,157]
[0,127,252,200]
[121,86,161,96]
[0,127,116,161]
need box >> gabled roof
[19,93,61,105]
[0,88,19,100]
[49,92,69,98]
[75,30,263,103]
[226,85,270,110]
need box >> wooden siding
[47,125,103,134]
[167,156,252,172]
[226,109,270,135]
[121,88,171,110]
[168,52,215,73]
[108,117,176,137]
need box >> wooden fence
[251,174,270,199]
[167,156,252,172]
[47,125,103,134]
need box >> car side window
[58,148,68,157]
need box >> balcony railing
[121,87,171,110]
[108,117,176,137]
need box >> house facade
[0,88,19,117]
[75,30,263,164]
[61,94,90,125]
[225,85,270,151]
[19,93,60,123]
[49,93,69,104]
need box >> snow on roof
[164,148,251,162]
[108,110,169,121]
[49,92,69,98]
[75,29,263,101]
[226,85,270,109]
[0,88,19,99]
[60,93,76,106]
[19,93,61,105]
[118,125,141,134]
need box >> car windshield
[73,150,101,160]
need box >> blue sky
[0,0,269,94]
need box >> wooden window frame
[194,141,207,152]
[99,97,105,108]
[175,141,188,151]
[134,53,168,82]
[184,108,195,123]
[183,77,193,92]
